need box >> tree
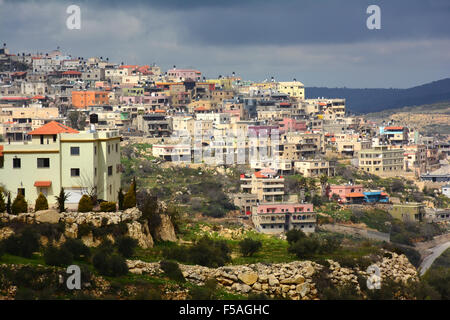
[286,229,307,244]
[78,194,93,212]
[123,178,137,209]
[55,187,69,213]
[6,192,11,214]
[34,192,49,211]
[11,191,28,215]
[312,194,323,207]
[118,188,124,211]
[67,111,86,130]
[239,238,262,257]
[0,191,5,213]
[319,175,328,196]
[100,201,117,212]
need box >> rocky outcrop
[127,252,418,300]
[127,221,154,249]
[154,214,177,242]
[0,207,161,249]
[0,227,14,241]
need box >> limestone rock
[154,214,177,242]
[238,272,258,286]
[0,227,14,240]
[127,221,153,249]
[35,209,60,224]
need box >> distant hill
[305,78,450,114]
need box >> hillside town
[0,45,449,300]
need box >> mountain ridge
[305,78,450,114]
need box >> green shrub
[78,195,93,212]
[11,191,28,215]
[0,191,5,213]
[100,201,117,212]
[2,228,39,258]
[61,238,91,261]
[189,279,218,300]
[239,238,262,257]
[116,236,138,258]
[189,236,231,267]
[286,229,307,244]
[44,245,73,267]
[34,192,49,211]
[160,260,185,282]
[92,251,128,277]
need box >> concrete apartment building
[0,121,121,207]
[276,81,305,100]
[252,202,316,234]
[358,145,405,176]
[294,159,336,177]
[240,170,286,202]
[71,91,110,109]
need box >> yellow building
[277,81,305,99]
[0,121,121,207]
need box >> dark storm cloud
[5,0,450,46]
[0,0,449,87]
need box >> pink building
[167,68,202,82]
[252,202,316,234]
[256,203,313,214]
[328,184,364,203]
[279,118,307,133]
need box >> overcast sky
[1,0,449,88]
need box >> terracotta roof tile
[28,121,79,135]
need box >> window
[94,146,97,155]
[71,168,80,177]
[53,135,57,142]
[95,167,97,176]
[71,146,80,155]
[0,156,3,168]
[115,143,118,153]
[108,145,110,154]
[37,158,50,168]
[13,158,21,168]
[108,166,113,176]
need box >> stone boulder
[154,214,177,242]
[238,272,258,286]
[35,209,60,224]
[127,221,154,249]
[0,227,14,240]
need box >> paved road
[419,241,450,276]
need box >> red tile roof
[62,71,81,75]
[0,145,3,157]
[384,126,404,130]
[34,181,52,187]
[28,121,79,135]
[32,95,46,100]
